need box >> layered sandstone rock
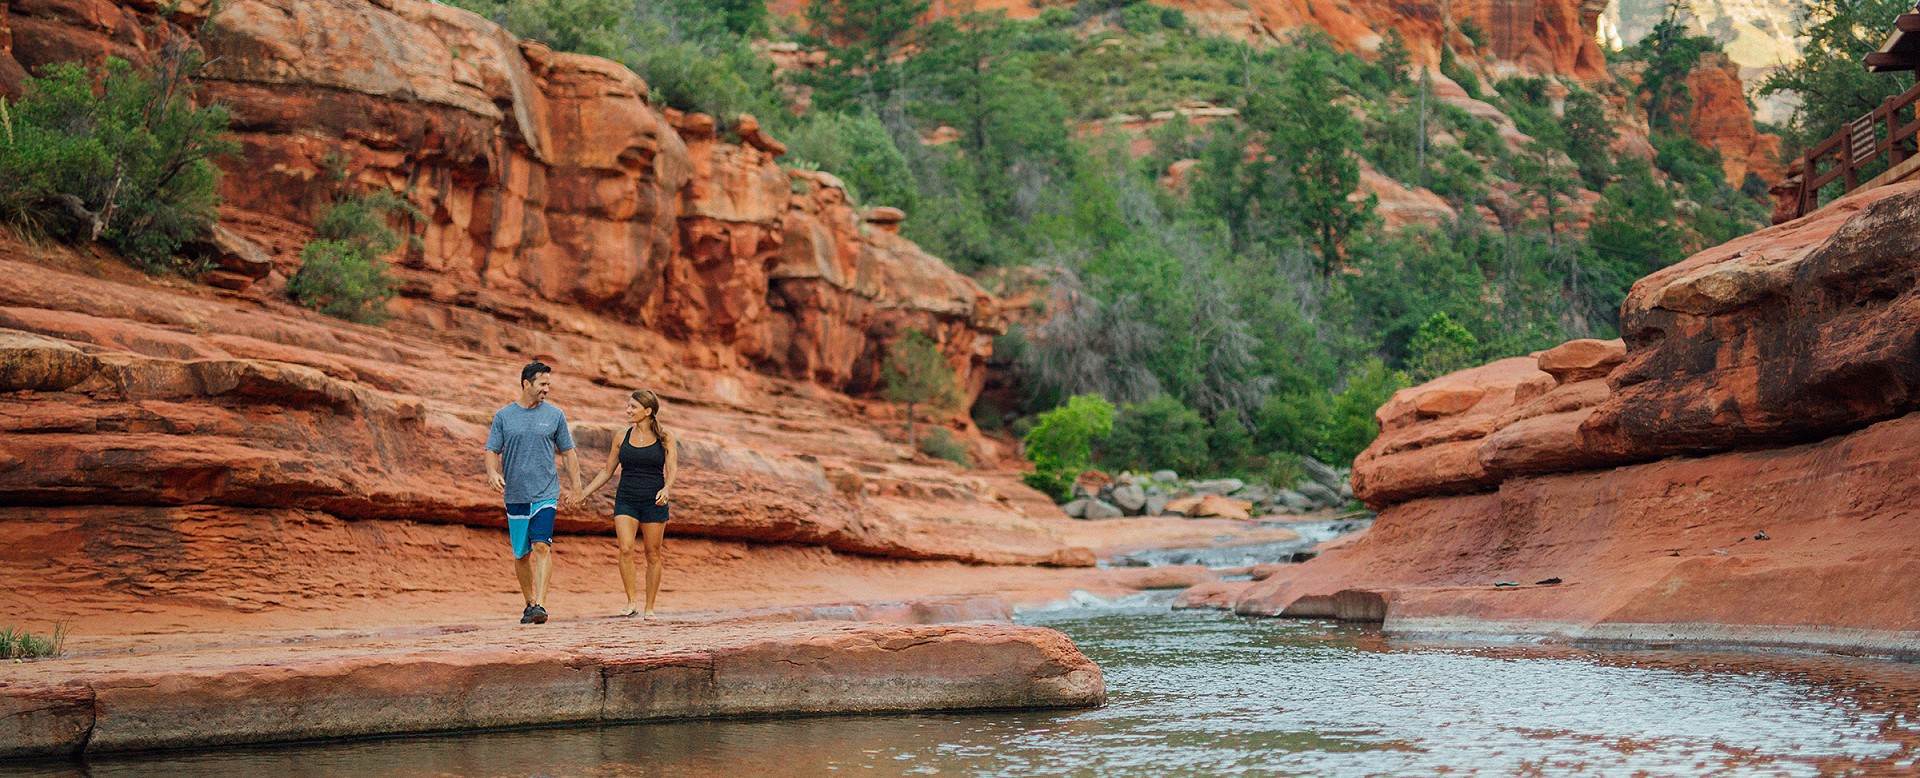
[0,0,999,400]
[0,0,1094,654]
[1223,181,1920,651]
[0,618,1104,758]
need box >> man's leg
[507,505,536,620]
[515,555,534,604]
[526,501,557,623]
[531,542,553,608]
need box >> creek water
[17,594,1920,777]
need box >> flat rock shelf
[0,618,1105,759]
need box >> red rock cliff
[0,0,1089,632]
[1218,181,1920,654]
[0,0,999,403]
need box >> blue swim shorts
[505,499,557,559]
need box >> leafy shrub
[1022,393,1114,500]
[1099,394,1209,474]
[1206,412,1254,474]
[1318,359,1409,465]
[0,623,67,659]
[287,190,415,323]
[1405,312,1480,381]
[0,50,233,273]
[918,427,971,466]
[783,109,920,211]
[1256,390,1331,457]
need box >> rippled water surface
[17,602,1920,777]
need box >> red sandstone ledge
[0,619,1104,759]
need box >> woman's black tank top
[616,427,666,502]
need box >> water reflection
[12,607,1920,777]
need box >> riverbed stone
[1061,498,1089,518]
[1144,493,1172,516]
[1151,470,1179,483]
[1111,484,1148,513]
[1297,482,1341,507]
[1301,458,1344,492]
[1277,490,1314,511]
[1083,499,1124,520]
[1191,478,1244,496]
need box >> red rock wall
[1228,180,1920,651]
[0,0,998,402]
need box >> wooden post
[1845,133,1860,191]
[1799,153,1815,218]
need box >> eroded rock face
[0,0,999,401]
[1240,181,1920,648]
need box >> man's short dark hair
[520,361,552,386]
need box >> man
[484,361,582,624]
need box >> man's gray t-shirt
[486,402,576,503]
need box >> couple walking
[483,361,678,623]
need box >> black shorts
[613,499,670,524]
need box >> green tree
[0,47,234,272]
[1246,41,1374,274]
[1022,394,1116,500]
[1099,394,1210,474]
[804,0,931,111]
[783,109,919,211]
[881,329,960,450]
[1405,312,1480,381]
[1318,359,1409,465]
[1513,141,1579,248]
[1626,0,1719,132]
[1759,0,1914,153]
[1373,29,1410,93]
[1561,88,1617,189]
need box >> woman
[574,389,678,619]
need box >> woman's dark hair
[631,389,670,444]
[520,361,552,386]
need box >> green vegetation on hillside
[456,0,1768,480]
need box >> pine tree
[881,329,960,450]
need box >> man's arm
[562,448,583,498]
[485,450,505,493]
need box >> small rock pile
[1059,459,1354,520]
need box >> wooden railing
[1774,79,1920,223]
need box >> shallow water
[15,599,1920,777]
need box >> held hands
[654,486,670,506]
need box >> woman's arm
[574,431,623,505]
[656,436,678,505]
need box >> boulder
[1151,470,1179,483]
[1083,499,1124,520]
[1300,457,1345,493]
[1061,498,1089,519]
[1144,493,1172,517]
[1163,496,1203,516]
[1230,485,1272,503]
[1186,494,1253,521]
[1110,483,1148,514]
[1190,478,1244,496]
[1296,482,1341,508]
[1277,490,1314,511]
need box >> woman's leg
[614,514,640,615]
[641,521,667,618]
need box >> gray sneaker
[520,604,536,624]
[530,604,549,624]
